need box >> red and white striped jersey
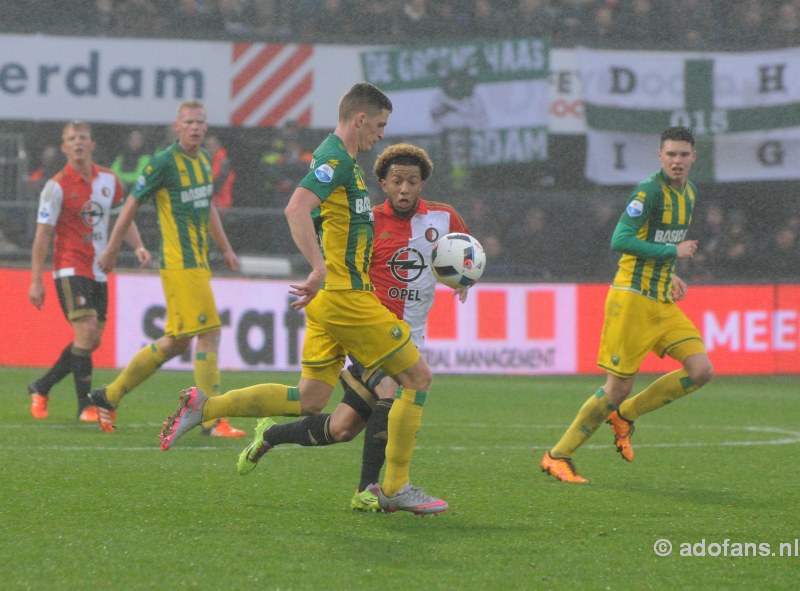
[370,198,468,347]
[36,163,124,282]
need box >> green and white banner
[361,39,549,165]
[578,47,800,184]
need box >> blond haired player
[88,100,244,439]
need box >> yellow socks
[202,384,301,422]
[619,369,698,421]
[382,388,425,497]
[551,388,617,459]
[194,351,221,429]
[107,343,165,405]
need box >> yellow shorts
[160,268,221,338]
[300,289,420,387]
[597,287,706,378]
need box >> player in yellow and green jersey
[160,82,448,515]
[89,100,246,441]
[541,126,714,483]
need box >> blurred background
[1,0,799,284]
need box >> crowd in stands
[0,0,799,49]
[2,0,799,282]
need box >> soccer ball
[430,232,486,289]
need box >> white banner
[114,275,576,375]
[578,47,800,183]
[0,35,581,142]
[0,35,359,128]
[360,39,550,164]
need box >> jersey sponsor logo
[353,195,372,214]
[387,246,427,283]
[180,184,213,205]
[314,163,334,183]
[135,175,146,191]
[626,200,644,217]
[425,227,440,242]
[653,228,688,244]
[38,210,50,221]
[80,200,104,227]
[388,286,422,302]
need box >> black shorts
[54,276,108,323]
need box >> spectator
[574,199,620,280]
[115,0,164,36]
[398,0,435,39]
[219,0,257,37]
[587,3,622,47]
[556,0,597,45]
[764,220,800,280]
[723,0,770,49]
[511,0,559,38]
[774,1,800,47]
[110,129,151,193]
[688,200,725,281]
[616,0,668,48]
[259,121,312,205]
[479,232,518,279]
[717,210,757,279]
[27,144,63,197]
[294,0,352,41]
[86,0,117,35]
[472,0,507,39]
[205,134,237,210]
[507,205,565,280]
[167,0,220,39]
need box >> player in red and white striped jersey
[28,121,150,420]
[370,184,469,347]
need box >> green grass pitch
[2,368,798,591]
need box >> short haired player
[540,126,714,483]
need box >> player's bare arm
[29,223,54,309]
[208,204,240,271]
[121,222,152,268]
[285,186,326,310]
[99,195,142,273]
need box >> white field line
[0,424,798,453]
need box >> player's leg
[90,269,204,430]
[30,277,91,418]
[193,328,245,438]
[236,377,339,474]
[337,291,445,513]
[619,339,712,422]
[70,313,104,420]
[342,361,395,491]
[542,289,647,481]
[611,310,713,461]
[543,375,629,481]
[350,372,395,511]
[28,344,72,419]
[161,310,340,450]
